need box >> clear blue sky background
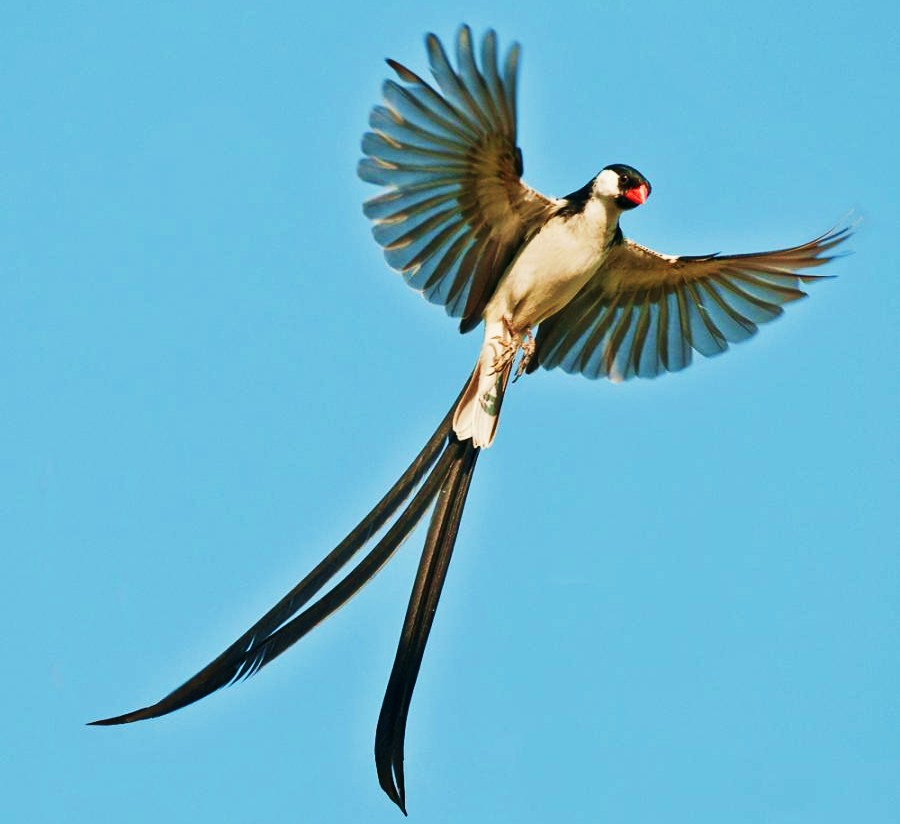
[3,2,898,822]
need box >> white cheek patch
[592,168,621,198]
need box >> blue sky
[3,2,898,822]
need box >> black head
[602,163,652,210]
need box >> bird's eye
[619,175,629,186]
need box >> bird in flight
[91,25,851,814]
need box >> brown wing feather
[530,225,852,381]
[359,25,557,333]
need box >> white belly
[484,204,616,328]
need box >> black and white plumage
[91,25,850,815]
[360,25,849,444]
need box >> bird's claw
[488,320,534,381]
[488,316,520,376]
[513,328,535,382]
[488,337,518,376]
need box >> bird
[90,24,851,814]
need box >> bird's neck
[579,196,621,242]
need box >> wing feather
[530,225,852,381]
[360,25,557,332]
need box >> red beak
[623,183,649,205]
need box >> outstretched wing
[529,225,852,382]
[359,25,557,333]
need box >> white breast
[485,198,617,328]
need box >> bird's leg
[513,327,535,381]
[488,316,520,376]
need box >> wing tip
[386,58,421,85]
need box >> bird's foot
[513,327,535,382]
[488,317,521,376]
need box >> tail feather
[89,391,463,727]
[375,438,479,813]
[88,378,484,816]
